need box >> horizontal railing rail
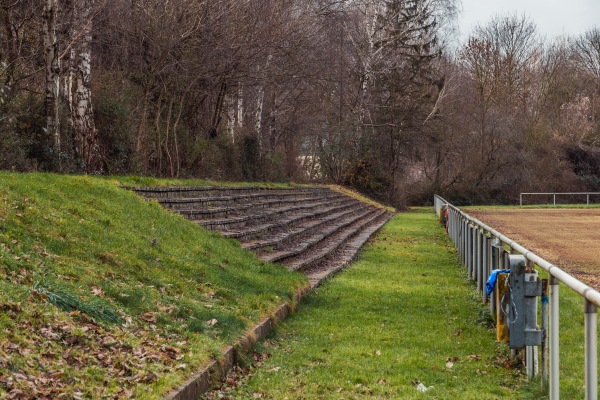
[434,195,599,400]
[520,192,600,206]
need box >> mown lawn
[221,209,546,399]
[0,172,308,398]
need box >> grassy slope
[327,185,396,213]
[0,173,307,398]
[224,209,544,399]
[103,175,305,188]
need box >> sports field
[468,207,600,290]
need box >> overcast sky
[459,0,600,41]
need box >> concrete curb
[164,284,311,400]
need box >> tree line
[1,1,599,206]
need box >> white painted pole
[482,235,488,301]
[550,276,559,400]
[585,300,598,400]
[542,279,549,391]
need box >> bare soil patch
[469,208,600,290]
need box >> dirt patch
[469,208,600,290]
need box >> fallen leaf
[445,361,454,369]
[91,286,103,296]
[207,318,218,327]
[140,312,157,323]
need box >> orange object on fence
[496,273,510,342]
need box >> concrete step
[260,207,379,263]
[127,184,394,288]
[159,191,342,210]
[195,197,358,231]
[127,185,327,199]
[283,209,390,272]
[243,204,369,252]
[220,201,365,241]
[304,212,393,287]
[175,192,346,219]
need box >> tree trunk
[70,0,102,172]
[43,0,61,151]
[255,55,272,150]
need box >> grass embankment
[222,209,544,399]
[0,173,307,398]
[327,185,396,213]
[105,175,305,189]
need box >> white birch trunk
[70,0,101,172]
[255,55,272,149]
[237,85,244,129]
[226,94,235,143]
[359,3,383,132]
[43,0,61,150]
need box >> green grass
[327,185,396,213]
[223,209,545,399]
[0,172,307,398]
[101,175,306,188]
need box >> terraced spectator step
[128,185,393,284]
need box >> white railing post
[550,275,559,400]
[542,279,549,391]
[481,233,488,301]
[477,230,483,290]
[461,220,466,266]
[585,300,598,400]
[468,226,474,278]
[473,227,479,280]
[464,220,469,268]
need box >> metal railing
[434,195,600,400]
[520,192,600,206]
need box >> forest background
[1,0,599,206]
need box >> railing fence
[434,195,600,400]
[520,192,600,206]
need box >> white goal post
[520,192,600,206]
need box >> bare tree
[573,27,600,79]
[43,0,60,150]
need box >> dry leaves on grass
[0,300,189,398]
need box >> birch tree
[68,0,102,172]
[43,0,60,150]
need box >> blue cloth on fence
[486,269,510,295]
